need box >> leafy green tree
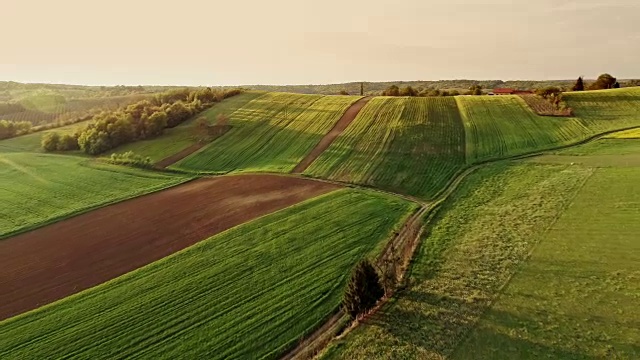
[41,132,61,152]
[342,259,385,319]
[382,85,400,96]
[572,76,585,91]
[145,111,168,137]
[165,101,192,127]
[613,82,621,89]
[399,86,417,97]
[467,85,483,95]
[589,73,617,90]
[56,134,79,151]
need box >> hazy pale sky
[2,0,639,86]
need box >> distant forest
[239,79,640,95]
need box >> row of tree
[0,120,31,140]
[380,85,468,97]
[42,88,243,155]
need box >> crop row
[306,96,466,199]
[459,88,640,163]
[174,93,360,173]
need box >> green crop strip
[0,189,415,359]
[174,93,361,173]
[0,153,189,238]
[306,97,466,200]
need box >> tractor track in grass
[291,97,371,173]
[0,175,339,321]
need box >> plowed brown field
[0,175,339,321]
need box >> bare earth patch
[0,175,339,321]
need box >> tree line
[42,88,243,154]
[380,85,467,97]
[0,120,32,140]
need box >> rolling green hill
[111,92,263,162]
[305,96,466,199]
[458,88,640,163]
[174,93,361,173]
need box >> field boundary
[291,96,371,173]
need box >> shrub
[342,259,385,319]
[108,151,153,168]
[41,132,61,152]
[57,134,79,151]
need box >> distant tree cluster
[0,120,31,140]
[381,85,462,97]
[42,88,243,155]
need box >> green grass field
[458,88,640,163]
[563,87,640,131]
[0,120,88,154]
[456,167,640,359]
[0,189,415,359]
[111,92,263,162]
[604,127,640,139]
[305,97,466,199]
[457,96,590,163]
[0,153,189,239]
[322,162,592,359]
[174,93,361,173]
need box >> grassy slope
[0,153,189,239]
[604,127,640,139]
[458,87,640,163]
[0,189,415,360]
[305,97,466,199]
[456,167,640,359]
[457,95,589,163]
[0,120,88,154]
[563,87,640,131]
[322,162,592,359]
[111,92,263,161]
[174,93,361,173]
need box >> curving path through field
[0,175,339,321]
[291,97,371,173]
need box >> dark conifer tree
[342,260,385,319]
[572,76,585,91]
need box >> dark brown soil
[291,97,371,173]
[0,175,339,321]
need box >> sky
[2,0,639,86]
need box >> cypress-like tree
[342,260,385,319]
[572,76,585,91]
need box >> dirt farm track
[0,175,339,321]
